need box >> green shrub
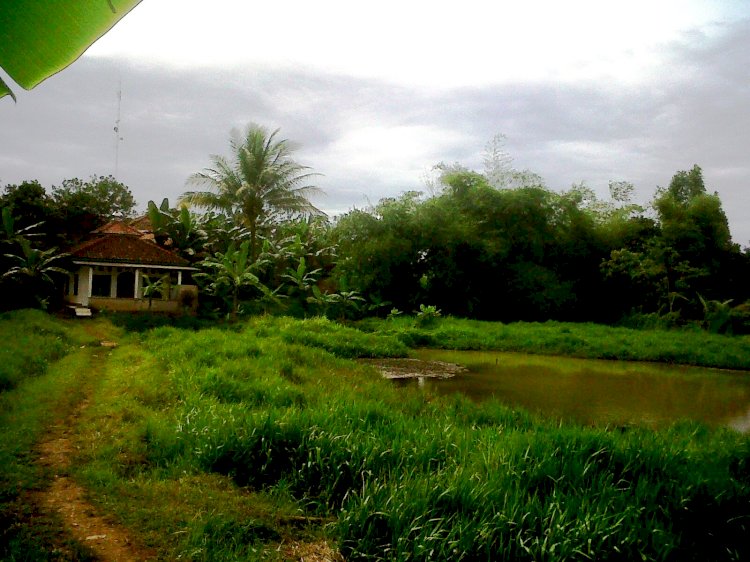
[415,304,441,328]
[273,316,408,358]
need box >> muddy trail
[29,336,157,562]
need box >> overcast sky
[2,0,750,244]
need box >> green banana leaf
[0,0,142,100]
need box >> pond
[373,350,750,431]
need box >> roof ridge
[93,220,142,236]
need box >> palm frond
[180,123,325,258]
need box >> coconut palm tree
[179,124,324,260]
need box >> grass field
[2,311,749,560]
[356,315,750,369]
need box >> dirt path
[25,323,342,561]
[31,339,158,562]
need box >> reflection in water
[728,403,750,432]
[381,350,750,431]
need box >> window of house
[92,274,112,297]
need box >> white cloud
[88,0,742,87]
[323,124,469,172]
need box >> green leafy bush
[415,304,441,328]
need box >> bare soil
[278,539,345,561]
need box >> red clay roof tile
[129,215,153,232]
[71,234,191,267]
[93,220,143,235]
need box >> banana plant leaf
[0,0,142,100]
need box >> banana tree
[197,240,273,321]
[1,1,142,100]
[141,274,167,310]
[698,294,734,334]
[1,206,43,245]
[147,199,207,257]
[307,285,365,320]
[2,237,69,308]
[281,256,321,296]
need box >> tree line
[334,165,749,331]
[2,124,749,332]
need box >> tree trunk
[231,288,238,322]
[250,220,257,263]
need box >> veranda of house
[66,263,198,314]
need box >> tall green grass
[356,316,750,369]
[0,309,81,391]
[73,316,750,561]
[268,315,408,358]
[71,316,408,559]
[0,310,95,495]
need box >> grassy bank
[68,315,750,561]
[0,310,100,559]
[0,310,95,495]
[356,316,750,370]
[0,309,78,391]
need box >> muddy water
[390,350,750,431]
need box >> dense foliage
[1,175,136,246]
[2,128,749,332]
[0,175,137,310]
[332,165,750,328]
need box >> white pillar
[177,270,183,285]
[82,266,93,306]
[110,268,118,298]
[134,269,141,299]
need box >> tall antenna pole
[114,82,123,179]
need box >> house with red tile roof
[65,220,198,314]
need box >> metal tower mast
[114,83,123,179]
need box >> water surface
[392,350,750,431]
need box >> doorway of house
[116,271,135,298]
